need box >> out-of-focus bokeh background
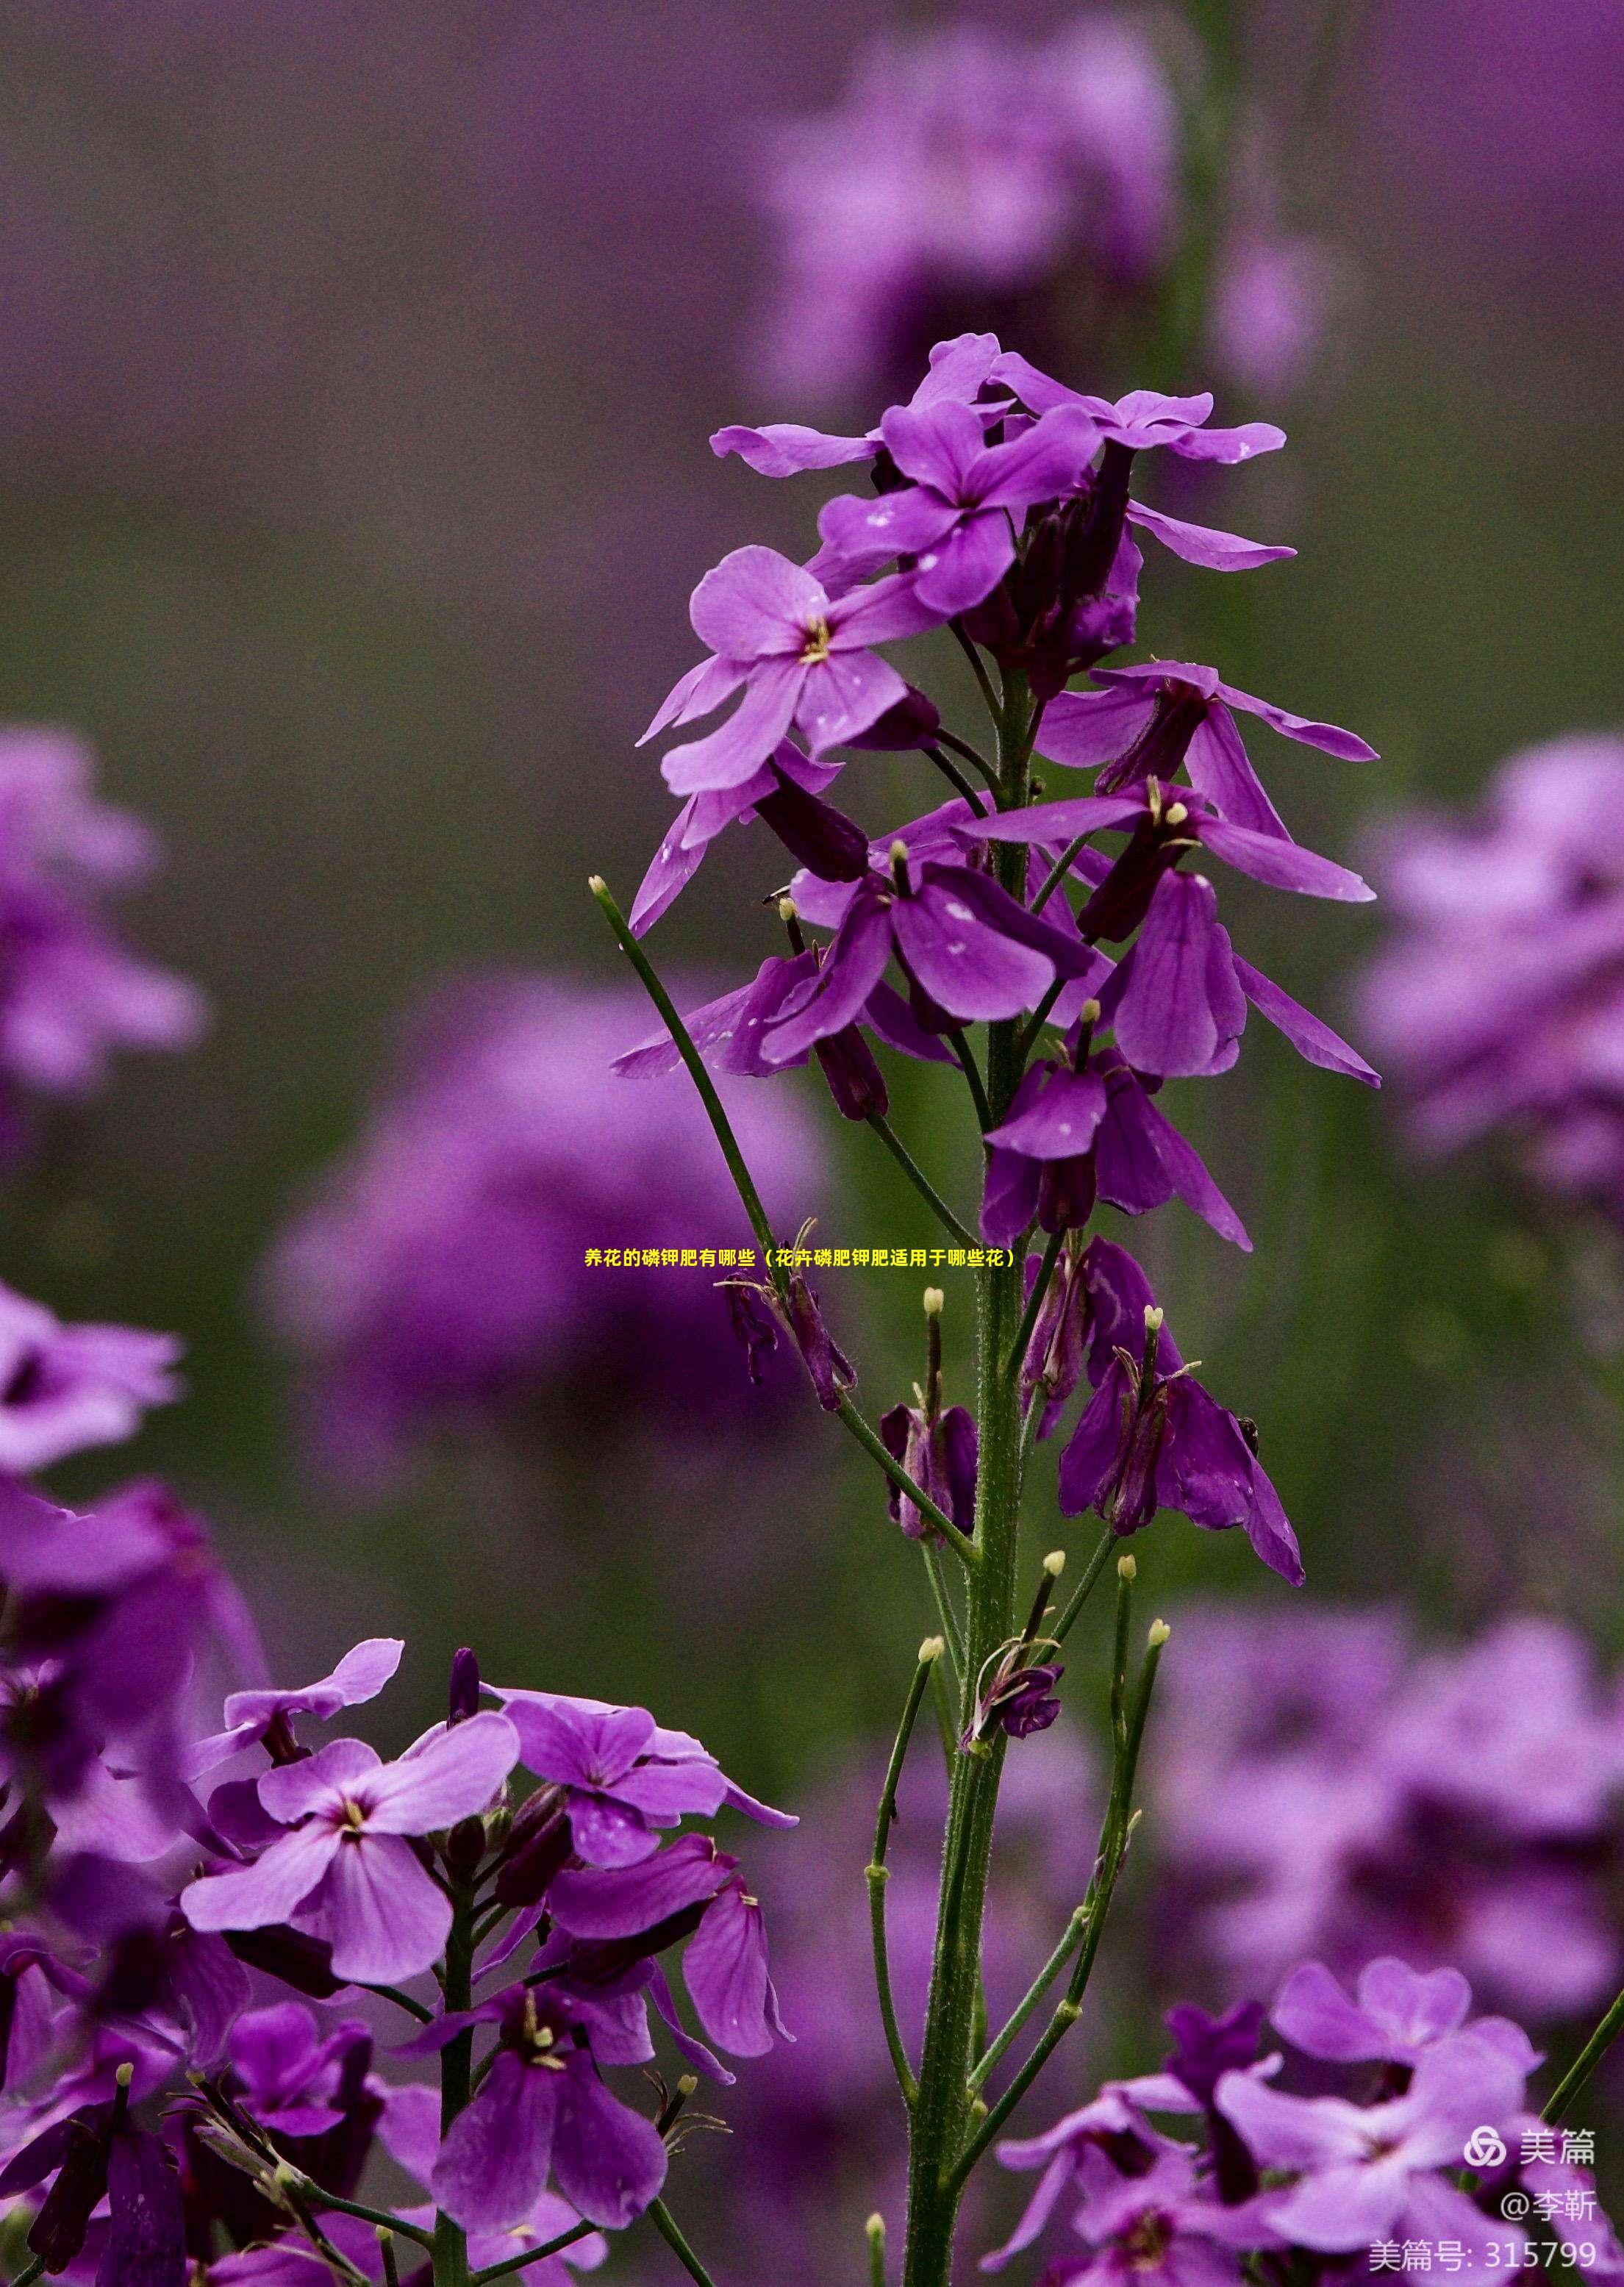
[4,0,1624,2264]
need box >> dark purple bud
[844,684,942,753]
[1075,817,1178,945]
[559,1897,711,1985]
[1104,1378,1168,1534]
[494,1783,572,1908]
[960,1659,1065,1749]
[814,1026,889,1121]
[448,1647,482,1727]
[1062,438,1134,601]
[444,1816,487,1875]
[5,2109,110,2271]
[723,1282,780,1386]
[754,773,870,881]
[1095,687,1207,798]
[1166,2002,1266,2204]
[1037,1153,1098,1235]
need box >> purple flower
[1217,2031,1528,2253]
[1013,2144,1266,2287]
[1039,1238,1301,1582]
[181,1713,520,1985]
[263,975,825,1478]
[982,1045,1251,1251]
[186,1638,403,1779]
[638,548,940,795]
[985,2073,1204,2272]
[757,842,1101,1063]
[712,329,1006,478]
[1032,659,1377,834]
[0,727,205,1137]
[1148,1606,1624,2020]
[628,740,850,936]
[0,1284,180,1475]
[1359,733,1624,1220]
[426,1981,669,2233]
[739,29,1178,406]
[1271,1958,1539,2073]
[814,398,1099,615]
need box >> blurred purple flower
[1359,734,1624,1220]
[0,729,204,1142]
[1151,1605,1624,2021]
[262,974,826,1480]
[0,1281,180,1475]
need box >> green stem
[362,1982,436,2026]
[923,743,992,813]
[948,622,1002,726]
[1013,980,1066,1070]
[1031,833,1090,916]
[870,1639,945,2109]
[922,1542,965,1678]
[432,1878,479,2287]
[1544,1986,1624,2125]
[945,1031,992,1132]
[307,2190,434,2251]
[934,726,1001,793]
[868,2214,889,2287]
[969,1904,1089,2094]
[647,2198,720,2287]
[379,2232,403,2287]
[8,2261,44,2287]
[867,1112,979,1248]
[950,1603,1167,2188]
[901,668,1035,2287]
[470,2222,596,2285]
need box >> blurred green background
[2,0,1622,1815]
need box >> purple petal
[795,650,911,756]
[826,569,944,648]
[304,1832,452,1986]
[1137,1091,1252,1250]
[1196,815,1374,901]
[1270,1962,1390,2063]
[363,1712,518,1835]
[683,1883,786,2058]
[181,1824,342,1936]
[1356,1959,1473,2051]
[1058,1367,1131,1517]
[759,891,894,1064]
[815,486,960,583]
[1184,710,1290,840]
[981,1139,1042,1251]
[376,2080,443,2187]
[1232,956,1379,1084]
[708,423,874,477]
[985,1067,1107,1159]
[912,512,1017,616]
[1034,687,1159,771]
[629,799,706,936]
[1242,1461,1304,1586]
[99,2127,185,2287]
[862,980,956,1064]
[432,2049,557,2233]
[974,407,1100,507]
[662,660,801,795]
[501,1698,654,1794]
[1215,679,1378,761]
[688,545,824,659]
[647,1963,734,2086]
[894,888,1056,1021]
[547,1835,732,1939]
[1126,501,1295,570]
[637,654,747,747]
[550,2052,668,2230]
[879,397,987,495]
[1112,875,1246,1078]
[565,1794,660,1869]
[964,792,1145,844]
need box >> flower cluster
[263,973,825,1480]
[1150,1606,1624,2022]
[0,727,204,1150]
[743,18,1330,409]
[0,1278,793,2283]
[983,1957,1615,2283]
[627,328,1378,1583]
[1359,734,1624,1223]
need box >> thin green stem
[1051,1528,1117,1647]
[305,2191,434,2252]
[923,742,992,812]
[647,2198,720,2287]
[379,2231,403,2287]
[470,2222,595,2285]
[1005,1229,1065,1381]
[8,2261,44,2287]
[870,1642,942,2109]
[1014,978,1067,1070]
[837,1395,981,1568]
[362,1982,436,2026]
[1544,1986,1624,2125]
[922,1542,965,1678]
[970,1904,1089,2094]
[868,2213,889,2287]
[867,1112,978,1249]
[950,1604,1167,2189]
[946,1031,992,1131]
[949,622,1002,726]
[1031,833,1091,915]
[591,878,784,1297]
